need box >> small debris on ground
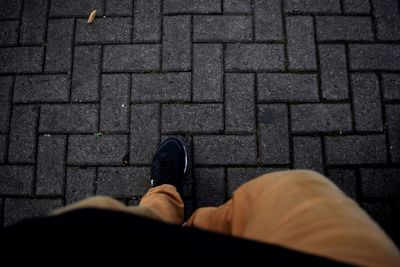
[87,10,97,24]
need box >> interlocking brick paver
[319,45,348,100]
[162,104,223,133]
[383,74,400,100]
[372,0,400,41]
[39,104,98,133]
[103,44,160,72]
[361,168,400,198]
[194,135,257,165]
[327,168,357,199]
[0,47,43,73]
[100,74,129,132]
[0,21,18,46]
[50,0,104,16]
[351,73,382,131]
[20,0,47,45]
[97,167,151,197]
[225,73,255,133]
[193,44,223,102]
[343,0,370,14]
[4,198,63,226]
[130,104,159,164]
[258,105,290,164]
[133,0,161,42]
[386,105,400,163]
[0,166,34,195]
[68,134,128,165]
[224,0,251,13]
[72,46,101,102]
[293,136,324,173]
[325,135,387,165]
[291,104,352,133]
[106,0,132,16]
[225,44,285,71]
[194,15,252,42]
[132,73,191,102]
[75,18,132,44]
[255,0,283,41]
[258,73,319,102]
[8,106,39,163]
[14,75,70,103]
[162,15,191,71]
[0,0,22,19]
[284,0,341,14]
[163,0,221,14]
[195,167,225,207]
[0,76,12,132]
[66,167,95,204]
[45,19,74,72]
[316,16,374,41]
[286,16,317,71]
[0,135,6,163]
[36,135,66,195]
[349,44,400,71]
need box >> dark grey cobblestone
[50,0,104,17]
[372,0,400,41]
[0,21,19,46]
[383,74,400,100]
[106,0,132,16]
[255,0,283,41]
[386,105,400,163]
[316,16,374,41]
[0,135,6,163]
[293,136,323,173]
[361,168,400,198]
[0,76,12,132]
[349,44,400,71]
[0,0,22,19]
[66,167,95,204]
[327,168,357,199]
[224,0,251,13]
[0,47,43,73]
[284,0,341,14]
[343,0,370,14]
[132,0,161,42]
[195,167,225,207]
[163,0,221,14]
[0,166,34,195]
[20,0,47,45]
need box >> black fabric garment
[0,209,352,266]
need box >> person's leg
[186,170,400,267]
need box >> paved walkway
[0,0,399,244]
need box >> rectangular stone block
[325,135,387,165]
[0,0,22,19]
[163,0,221,14]
[162,15,191,71]
[194,135,257,165]
[75,17,132,44]
[386,105,400,163]
[8,106,38,163]
[72,46,101,102]
[225,44,284,71]
[0,134,6,163]
[361,168,400,197]
[194,15,252,41]
[0,47,43,73]
[284,0,341,13]
[319,45,348,100]
[195,168,225,207]
[193,44,223,102]
[4,198,63,226]
[97,167,151,197]
[68,134,128,165]
[258,105,289,164]
[36,135,66,195]
[14,75,69,103]
[383,74,400,100]
[224,0,251,13]
[258,73,319,102]
[66,167,95,204]
[50,0,104,16]
[291,104,352,133]
[293,136,324,173]
[103,45,160,72]
[316,16,373,41]
[162,104,224,133]
[20,0,47,44]
[45,19,74,72]
[100,74,129,132]
[225,73,255,133]
[0,76,12,132]
[130,104,159,164]
[327,168,357,199]
[39,104,98,133]
[133,0,161,42]
[372,0,400,41]
[286,16,317,71]
[0,166,34,195]
[349,45,400,71]
[343,0,370,14]
[255,0,283,41]
[0,20,18,45]
[351,73,382,131]
[132,73,191,102]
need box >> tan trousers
[54,170,400,267]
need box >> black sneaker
[151,137,188,191]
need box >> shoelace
[151,154,178,186]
